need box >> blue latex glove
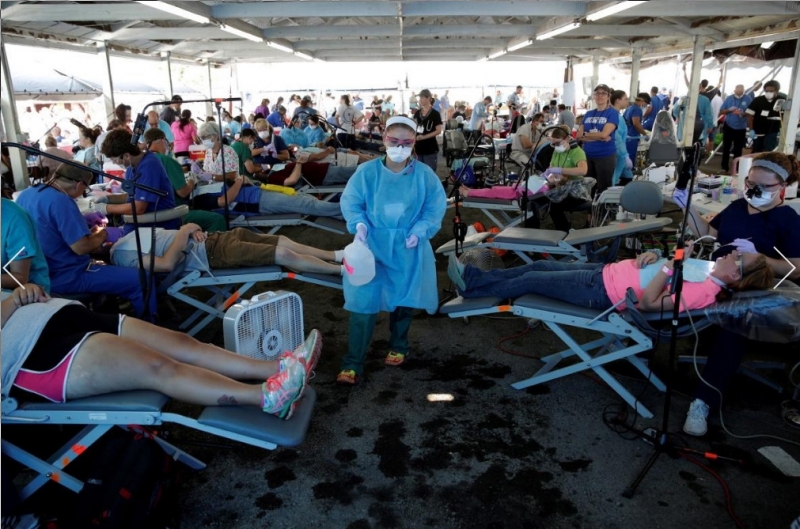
[355,222,368,244]
[405,234,419,249]
[732,238,757,254]
[672,187,690,209]
[748,129,756,141]
[105,227,124,244]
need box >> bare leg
[274,246,341,275]
[67,334,261,406]
[276,234,336,261]
[120,318,278,380]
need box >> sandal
[336,370,359,385]
[781,400,800,430]
[385,351,406,366]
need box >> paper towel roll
[737,157,753,191]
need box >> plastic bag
[342,240,376,286]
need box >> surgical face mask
[202,139,215,149]
[764,91,775,101]
[745,188,776,208]
[386,145,412,163]
[258,130,270,140]
[734,93,743,99]
[309,125,318,130]
[553,144,568,153]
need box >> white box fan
[223,291,304,361]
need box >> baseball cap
[385,116,417,131]
[593,84,611,94]
[416,89,432,98]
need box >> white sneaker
[683,399,709,437]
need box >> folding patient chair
[166,266,343,336]
[1,387,317,501]
[229,213,347,235]
[439,295,665,418]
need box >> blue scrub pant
[51,264,157,320]
[341,307,414,376]
[626,137,639,166]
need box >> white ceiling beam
[568,25,720,37]
[404,25,536,37]
[623,1,798,17]
[264,25,401,39]
[1,2,185,22]
[112,27,236,40]
[209,1,585,19]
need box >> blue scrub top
[123,151,180,235]
[1,198,51,293]
[643,96,662,130]
[340,157,447,314]
[710,199,800,261]
[15,185,90,279]
[582,107,619,158]
[624,105,643,138]
[267,111,285,129]
[253,135,289,166]
[720,94,753,130]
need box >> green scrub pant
[184,209,227,233]
[341,307,414,376]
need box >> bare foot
[459,185,471,197]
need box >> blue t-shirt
[643,96,662,130]
[720,94,753,130]
[267,111,285,129]
[123,151,180,235]
[253,135,289,166]
[1,198,51,293]
[582,107,619,158]
[710,199,800,260]
[146,120,175,142]
[623,105,643,139]
[15,185,91,279]
[305,126,326,145]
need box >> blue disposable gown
[612,113,632,185]
[340,157,446,314]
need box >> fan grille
[229,292,304,361]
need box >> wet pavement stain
[346,520,372,529]
[312,473,365,505]
[254,492,283,511]
[368,502,399,528]
[525,384,552,395]
[263,466,296,489]
[335,448,358,463]
[272,449,298,465]
[372,420,410,478]
[372,389,398,404]
[558,459,592,473]
[346,427,364,437]
[323,310,344,322]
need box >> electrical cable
[678,452,745,529]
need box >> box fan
[223,291,304,361]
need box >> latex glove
[91,193,109,204]
[732,238,757,254]
[642,134,650,142]
[190,161,203,175]
[92,202,108,215]
[542,166,562,179]
[83,211,107,230]
[355,222,368,244]
[625,156,633,169]
[105,227,124,244]
[197,170,214,183]
[405,234,419,249]
[264,143,278,157]
[747,129,756,141]
[672,187,689,209]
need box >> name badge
[761,110,770,117]
[417,126,425,134]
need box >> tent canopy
[12,69,101,101]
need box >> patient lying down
[110,223,344,276]
[1,284,320,419]
[448,251,773,312]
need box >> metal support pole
[629,49,641,99]
[682,37,705,148]
[778,37,800,154]
[97,43,116,122]
[162,51,174,98]
[205,60,214,117]
[590,56,600,110]
[0,41,28,191]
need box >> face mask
[386,145,412,163]
[553,144,568,153]
[258,131,270,140]
[745,189,775,208]
[734,94,743,99]
[202,139,214,149]
[309,125,317,130]
[764,92,775,101]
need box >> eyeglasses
[593,91,609,97]
[385,136,415,147]
[744,177,782,190]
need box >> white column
[0,42,28,191]
[682,37,705,148]
[230,61,241,115]
[162,52,174,98]
[97,43,116,122]
[629,49,641,99]
[778,37,800,154]
[205,60,214,117]
[590,56,600,110]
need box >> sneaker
[292,329,322,379]
[683,399,709,437]
[336,369,359,385]
[262,356,306,420]
[447,253,466,291]
[385,351,405,366]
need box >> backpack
[65,427,181,529]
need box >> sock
[333,250,344,263]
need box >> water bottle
[720,182,734,204]
[342,240,376,286]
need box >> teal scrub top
[2,198,51,293]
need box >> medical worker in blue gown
[336,116,447,384]
[611,90,633,186]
